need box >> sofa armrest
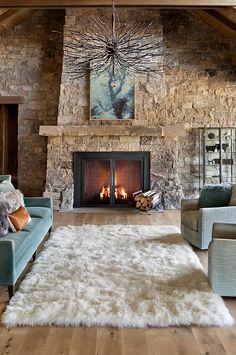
[200,206,236,241]
[0,240,15,285]
[181,198,199,212]
[24,197,53,210]
[212,222,236,240]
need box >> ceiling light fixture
[64,0,165,78]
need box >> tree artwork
[90,70,134,120]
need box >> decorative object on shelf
[208,133,215,139]
[90,70,134,120]
[63,0,165,78]
[206,145,216,153]
[216,143,229,152]
[223,131,231,140]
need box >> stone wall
[0,10,64,196]
[42,8,236,209]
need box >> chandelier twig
[64,0,165,78]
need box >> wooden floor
[0,210,236,355]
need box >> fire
[100,185,128,200]
[115,186,127,200]
[100,186,110,200]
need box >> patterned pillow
[0,190,25,213]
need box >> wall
[0,10,64,196]
[43,8,236,209]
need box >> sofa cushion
[199,184,232,208]
[229,184,236,206]
[213,223,236,239]
[0,180,15,193]
[26,207,51,219]
[182,210,198,231]
[0,175,11,183]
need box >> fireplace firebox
[74,152,150,207]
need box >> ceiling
[0,5,235,40]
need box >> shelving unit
[199,127,236,189]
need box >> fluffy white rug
[2,224,234,328]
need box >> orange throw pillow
[8,206,30,232]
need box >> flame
[100,186,110,200]
[100,185,127,200]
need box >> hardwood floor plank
[145,328,179,355]
[121,328,147,355]
[96,327,122,355]
[68,327,97,355]
[192,327,228,355]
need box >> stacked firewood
[133,190,161,212]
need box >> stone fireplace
[74,152,150,207]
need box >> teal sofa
[0,175,53,298]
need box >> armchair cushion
[229,184,236,206]
[199,184,232,208]
[213,223,236,240]
[181,210,198,231]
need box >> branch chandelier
[64,0,165,78]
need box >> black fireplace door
[74,152,150,207]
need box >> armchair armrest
[200,206,236,244]
[212,222,236,240]
[24,197,53,210]
[181,198,199,212]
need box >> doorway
[0,104,18,186]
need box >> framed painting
[90,70,135,120]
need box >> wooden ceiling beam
[188,9,236,40]
[0,9,35,34]
[0,0,235,8]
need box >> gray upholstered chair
[181,185,236,250]
[208,223,236,297]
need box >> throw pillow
[8,206,30,232]
[0,180,15,193]
[0,190,25,213]
[199,184,232,208]
[0,200,10,236]
[229,184,236,206]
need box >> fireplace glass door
[74,152,150,207]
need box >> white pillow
[0,190,25,213]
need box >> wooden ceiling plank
[216,7,236,23]
[189,9,236,40]
[0,0,235,8]
[0,9,35,34]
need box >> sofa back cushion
[199,184,232,208]
[0,180,15,192]
[0,175,11,183]
[229,184,236,206]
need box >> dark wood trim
[0,0,235,8]
[0,96,24,104]
[32,251,37,261]
[8,285,15,298]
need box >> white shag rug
[2,224,234,328]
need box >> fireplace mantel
[39,125,186,137]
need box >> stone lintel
[39,125,186,137]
